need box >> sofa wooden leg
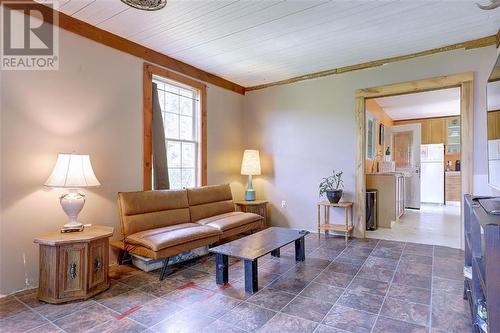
[159,257,170,281]
[118,250,131,265]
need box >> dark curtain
[152,83,170,190]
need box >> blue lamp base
[245,175,256,201]
[245,189,256,201]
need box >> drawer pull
[69,262,77,279]
[94,257,102,272]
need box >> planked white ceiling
[375,87,461,120]
[44,0,500,87]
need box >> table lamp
[241,150,261,201]
[45,153,101,229]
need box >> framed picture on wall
[379,124,385,145]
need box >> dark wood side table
[34,226,113,304]
[235,200,269,228]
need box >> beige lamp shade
[241,150,261,176]
[45,153,101,188]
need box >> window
[393,131,412,169]
[153,76,199,189]
[366,112,377,160]
[143,63,207,191]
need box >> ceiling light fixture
[476,0,500,10]
[121,0,167,11]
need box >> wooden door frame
[143,62,208,190]
[354,72,474,249]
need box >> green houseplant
[319,170,344,203]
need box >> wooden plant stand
[317,201,353,241]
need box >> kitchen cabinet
[421,119,431,144]
[446,117,461,154]
[488,110,500,140]
[395,117,448,145]
[445,171,461,202]
[430,118,446,144]
[395,174,405,218]
[366,173,404,228]
[494,111,500,139]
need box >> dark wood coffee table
[209,227,309,294]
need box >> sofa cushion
[187,184,233,205]
[196,212,262,231]
[117,189,190,238]
[187,184,236,222]
[125,223,221,251]
[119,189,189,215]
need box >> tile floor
[0,234,471,333]
[366,203,462,249]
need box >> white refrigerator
[420,144,444,204]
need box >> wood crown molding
[393,114,459,123]
[247,35,495,92]
[4,1,245,95]
[355,72,474,98]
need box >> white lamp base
[60,190,85,228]
[63,222,84,228]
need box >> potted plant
[319,170,344,203]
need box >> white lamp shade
[241,150,261,176]
[45,153,101,188]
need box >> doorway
[364,87,462,248]
[354,73,473,249]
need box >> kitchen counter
[365,172,400,176]
[445,171,461,202]
[366,173,405,228]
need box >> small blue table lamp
[241,150,261,201]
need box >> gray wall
[243,46,500,233]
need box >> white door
[390,124,421,209]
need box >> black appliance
[366,189,378,230]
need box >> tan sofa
[111,184,263,279]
